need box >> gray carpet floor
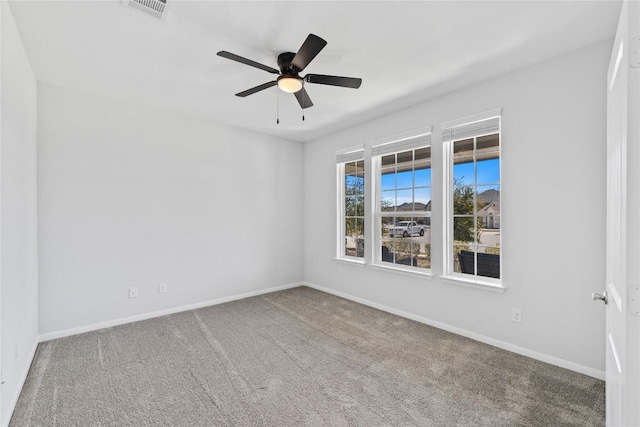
[10,286,604,426]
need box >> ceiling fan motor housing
[277,52,298,75]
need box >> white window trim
[370,263,434,280]
[334,257,366,267]
[336,145,365,263]
[369,126,433,148]
[440,108,502,130]
[371,128,433,275]
[442,110,503,287]
[440,275,505,293]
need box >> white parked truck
[387,221,426,238]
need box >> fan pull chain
[302,83,305,122]
[276,92,280,124]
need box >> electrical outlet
[512,308,522,323]
[158,282,167,294]
[129,287,138,299]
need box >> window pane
[344,237,353,257]
[381,190,395,211]
[476,246,500,279]
[345,217,357,237]
[345,196,357,216]
[414,188,431,209]
[454,216,476,244]
[453,161,474,186]
[415,147,431,187]
[414,216,430,269]
[381,217,394,238]
[396,189,412,210]
[396,170,412,189]
[454,245,476,275]
[381,153,395,167]
[453,183,475,215]
[393,239,415,266]
[345,174,356,191]
[478,243,501,255]
[357,219,365,258]
[453,138,474,161]
[415,167,431,187]
[345,218,355,257]
[479,216,500,247]
[355,195,364,217]
[397,150,413,165]
[415,146,431,161]
[345,218,364,258]
[354,238,364,258]
[381,173,395,191]
[356,160,365,178]
[345,175,363,196]
[388,217,402,238]
[344,161,358,175]
[382,216,425,269]
[476,185,499,218]
[418,243,431,269]
[476,133,499,153]
[355,217,364,238]
[381,239,395,263]
[477,158,500,185]
[453,245,463,273]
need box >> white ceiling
[9,0,621,142]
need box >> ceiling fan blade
[217,51,280,74]
[291,34,327,72]
[294,88,314,109]
[235,81,277,97]
[305,74,362,89]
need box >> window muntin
[377,146,431,270]
[450,131,501,279]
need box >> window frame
[442,110,503,289]
[372,132,433,275]
[336,146,366,263]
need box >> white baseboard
[302,281,605,380]
[3,338,39,427]
[39,282,302,342]
[36,279,604,379]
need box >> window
[373,133,432,271]
[337,148,365,260]
[443,115,501,281]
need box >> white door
[602,1,640,426]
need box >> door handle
[592,291,608,304]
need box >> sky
[453,158,500,186]
[379,158,500,207]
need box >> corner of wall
[1,1,40,425]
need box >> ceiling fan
[217,34,362,109]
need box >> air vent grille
[128,0,166,19]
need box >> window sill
[439,275,506,293]
[334,257,366,267]
[370,263,434,280]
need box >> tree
[345,175,364,237]
[453,178,482,243]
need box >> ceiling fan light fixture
[277,76,303,93]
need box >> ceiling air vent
[127,0,167,19]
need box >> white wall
[37,84,303,335]
[303,41,610,375]
[0,2,39,425]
